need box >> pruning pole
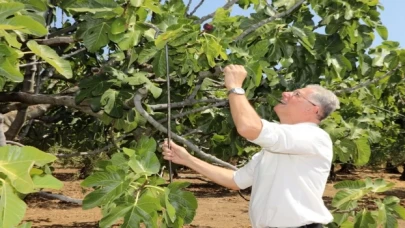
[165,43,173,183]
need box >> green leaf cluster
[81,137,197,228]
[327,178,405,228]
[0,1,73,82]
[0,146,63,228]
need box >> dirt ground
[23,168,405,228]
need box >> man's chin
[273,104,282,113]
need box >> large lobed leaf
[27,40,73,78]
[81,170,130,210]
[0,181,27,228]
[0,146,57,193]
[167,182,198,225]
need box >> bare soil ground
[23,168,405,228]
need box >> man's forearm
[186,156,240,190]
[228,94,262,140]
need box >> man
[162,65,340,228]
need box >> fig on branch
[203,23,214,32]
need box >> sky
[188,0,405,48]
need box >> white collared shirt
[233,120,334,228]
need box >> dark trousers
[298,223,323,228]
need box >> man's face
[274,87,319,123]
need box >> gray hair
[306,84,340,120]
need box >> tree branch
[185,0,193,16]
[134,88,237,170]
[36,191,83,205]
[2,105,51,133]
[149,98,225,111]
[235,0,306,41]
[6,57,37,140]
[35,37,75,45]
[187,66,224,100]
[20,47,86,68]
[335,66,402,95]
[0,114,6,146]
[189,0,205,17]
[158,100,228,123]
[48,23,79,38]
[196,0,239,24]
[6,140,24,147]
[0,93,102,119]
[0,103,26,113]
[266,1,278,15]
[56,143,116,158]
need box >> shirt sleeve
[249,119,320,155]
[233,152,263,189]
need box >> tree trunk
[329,163,337,181]
[5,58,37,140]
[400,164,405,181]
[385,161,401,174]
[0,114,6,146]
[2,105,52,133]
[337,163,356,174]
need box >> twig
[335,65,401,95]
[56,143,116,158]
[370,105,405,118]
[189,0,205,17]
[6,140,24,147]
[48,23,79,38]
[235,0,305,41]
[196,0,239,24]
[181,128,204,137]
[143,22,161,36]
[149,98,225,111]
[188,65,224,100]
[185,0,193,16]
[266,1,278,16]
[134,88,237,170]
[188,76,207,100]
[19,47,86,68]
[36,191,83,205]
[158,100,228,123]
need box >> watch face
[229,88,245,95]
[234,88,244,94]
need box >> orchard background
[0,0,405,227]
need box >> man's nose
[282,92,292,99]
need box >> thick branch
[2,105,51,133]
[196,0,239,24]
[134,88,237,170]
[235,0,306,41]
[0,93,102,119]
[335,66,402,95]
[36,191,82,205]
[0,103,26,113]
[35,37,75,45]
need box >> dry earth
[23,168,405,228]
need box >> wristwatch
[227,87,245,95]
